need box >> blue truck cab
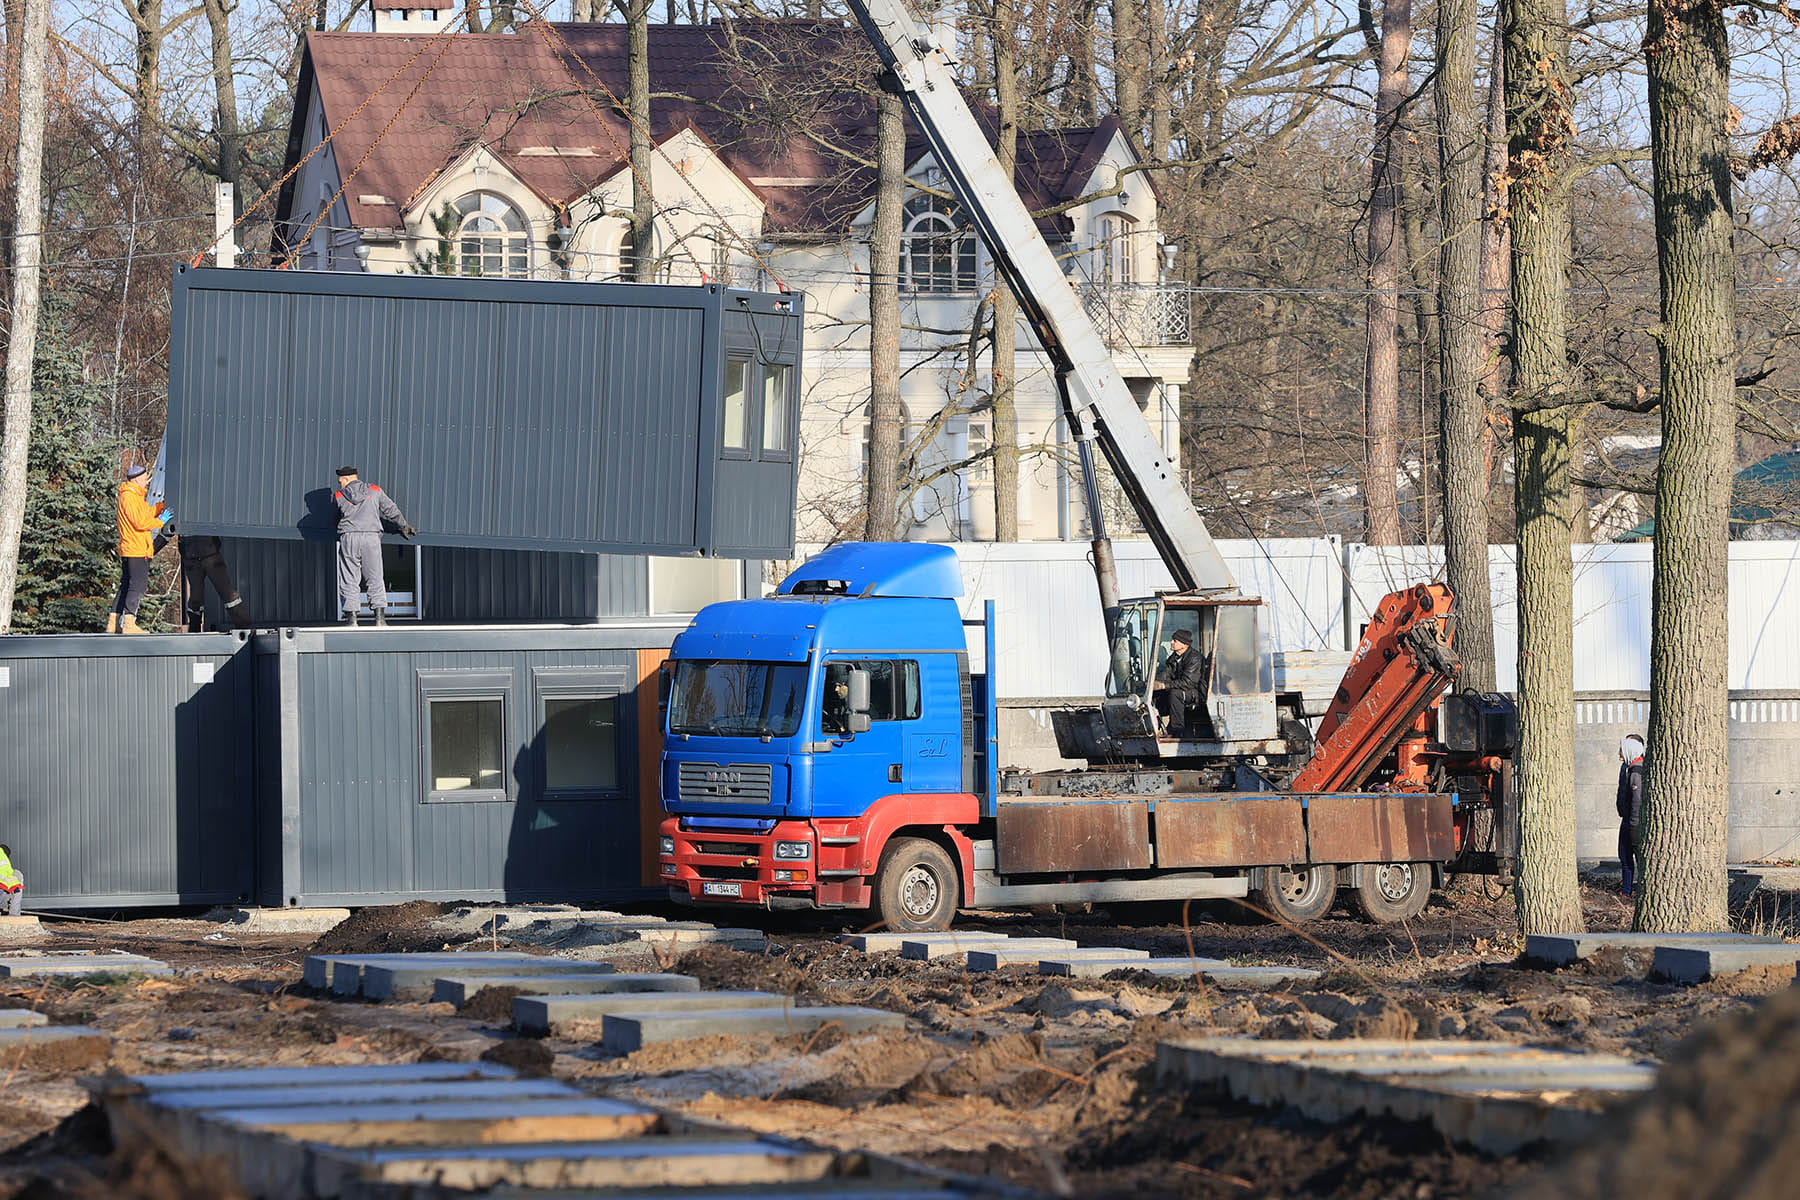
[659,543,990,928]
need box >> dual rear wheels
[1255,861,1432,925]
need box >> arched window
[900,194,975,294]
[452,192,530,278]
[1093,211,1138,284]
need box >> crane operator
[1152,628,1209,737]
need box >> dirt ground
[0,879,1789,1199]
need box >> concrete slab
[515,989,785,1034]
[0,953,171,979]
[601,1005,907,1054]
[149,1079,580,1112]
[965,945,1161,971]
[1650,942,1800,984]
[217,1096,662,1146]
[361,959,615,1002]
[0,916,44,939]
[433,973,637,1007]
[312,952,546,996]
[841,931,1017,954]
[207,907,352,934]
[312,1137,839,1193]
[1157,1037,1653,1155]
[129,1062,517,1092]
[0,1025,110,1067]
[1522,930,1783,967]
[1040,959,1316,985]
[0,1009,48,1028]
[630,928,767,953]
[900,937,1078,961]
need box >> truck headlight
[774,840,811,860]
[660,836,675,855]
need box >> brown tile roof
[279,20,1125,241]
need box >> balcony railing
[1079,283,1191,348]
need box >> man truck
[658,0,1516,930]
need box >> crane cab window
[820,660,921,733]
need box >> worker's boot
[119,615,146,635]
[373,607,388,627]
[341,610,359,627]
[104,613,118,635]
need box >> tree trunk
[1504,0,1583,933]
[1362,0,1408,546]
[0,0,48,633]
[626,0,655,282]
[1146,0,1170,158]
[1110,0,1143,140]
[990,0,1021,542]
[1400,117,1436,540]
[1477,9,1510,478]
[203,0,241,192]
[132,0,163,150]
[1638,0,1735,932]
[572,0,594,21]
[865,89,905,541]
[1436,0,1497,691]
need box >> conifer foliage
[8,297,120,633]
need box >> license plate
[702,881,743,897]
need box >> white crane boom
[843,0,1235,596]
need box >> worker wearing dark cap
[108,463,165,634]
[1152,627,1210,737]
[333,466,415,626]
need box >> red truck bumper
[659,816,873,910]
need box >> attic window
[452,191,530,278]
[900,194,975,294]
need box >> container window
[543,696,619,795]
[761,361,793,458]
[723,358,750,455]
[428,698,507,799]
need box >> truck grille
[693,841,760,857]
[677,762,773,806]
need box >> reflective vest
[0,848,19,892]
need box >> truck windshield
[669,660,808,738]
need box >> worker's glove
[401,525,418,540]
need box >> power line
[0,210,213,244]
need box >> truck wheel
[873,837,959,932]
[1255,866,1337,923]
[1352,862,1432,923]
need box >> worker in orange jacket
[108,464,165,634]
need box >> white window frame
[900,194,976,294]
[452,191,532,278]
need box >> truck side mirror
[847,668,872,715]
[849,712,871,734]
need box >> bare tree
[1638,0,1735,932]
[1362,0,1408,545]
[201,0,241,193]
[989,0,1021,540]
[0,0,49,632]
[1505,0,1584,933]
[620,0,655,281]
[1435,0,1496,689]
[865,87,905,540]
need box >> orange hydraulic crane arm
[1289,584,1461,794]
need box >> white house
[275,16,1192,549]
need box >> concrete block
[361,959,613,1002]
[0,953,170,979]
[1650,942,1800,984]
[149,1078,579,1112]
[0,916,43,940]
[515,988,781,1034]
[601,1005,907,1054]
[311,1137,839,1193]
[217,1096,662,1147]
[841,931,1015,954]
[313,952,545,996]
[0,1025,110,1067]
[433,973,635,1007]
[630,927,767,952]
[1023,956,1230,979]
[130,1062,516,1092]
[964,944,1148,971]
[1157,1037,1652,1155]
[900,936,1077,962]
[207,907,352,934]
[0,1009,48,1028]
[1522,930,1782,968]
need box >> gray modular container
[0,633,256,907]
[253,623,683,907]
[166,266,804,559]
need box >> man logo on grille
[705,770,744,785]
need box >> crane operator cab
[1071,594,1292,763]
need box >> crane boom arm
[844,0,1235,595]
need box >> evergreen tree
[9,297,121,633]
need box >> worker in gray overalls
[333,465,416,626]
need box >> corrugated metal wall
[166,268,805,558]
[0,635,255,907]
[422,550,650,623]
[256,624,684,906]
